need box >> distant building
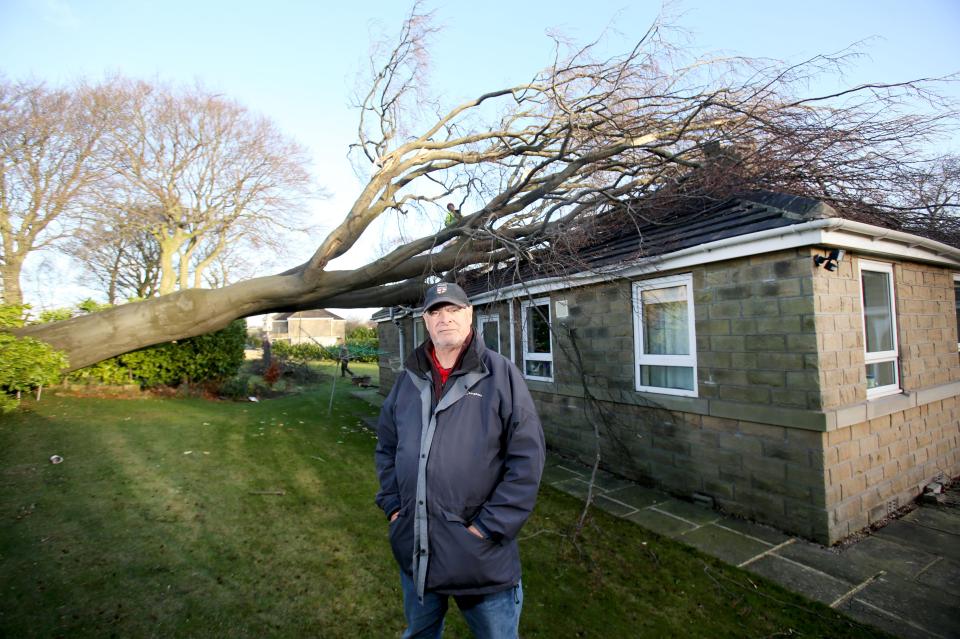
[265,309,346,346]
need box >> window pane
[526,305,551,354]
[640,365,694,391]
[525,360,552,379]
[862,271,894,353]
[642,285,689,355]
[481,321,499,352]
[866,361,896,388]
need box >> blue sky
[1,0,958,313]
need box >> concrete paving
[543,455,960,639]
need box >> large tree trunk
[15,274,302,370]
[11,267,421,371]
[156,232,184,296]
[1,256,24,306]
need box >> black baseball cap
[423,282,470,311]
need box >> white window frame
[477,313,501,353]
[508,301,516,362]
[954,274,960,353]
[632,273,698,397]
[412,314,425,345]
[859,259,900,399]
[520,297,553,382]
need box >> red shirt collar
[427,330,473,386]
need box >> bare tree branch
[10,10,959,370]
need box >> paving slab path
[543,455,960,639]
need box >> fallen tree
[12,8,959,370]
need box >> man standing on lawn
[338,338,353,378]
[374,282,545,638]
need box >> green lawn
[0,367,887,638]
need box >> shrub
[345,338,380,362]
[36,308,73,323]
[268,336,379,364]
[216,374,251,399]
[347,325,376,340]
[262,360,282,387]
[0,305,68,412]
[272,340,325,362]
[71,319,248,389]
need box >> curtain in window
[862,271,893,353]
[640,285,692,390]
[642,285,689,355]
[526,305,550,353]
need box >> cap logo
[436,284,447,294]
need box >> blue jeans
[400,570,523,639]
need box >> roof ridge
[737,190,837,220]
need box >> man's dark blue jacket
[375,331,545,598]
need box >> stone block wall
[533,389,832,540]
[811,256,865,408]
[814,258,960,540]
[895,263,960,390]
[522,248,823,412]
[811,257,960,409]
[824,397,960,541]
[695,249,820,410]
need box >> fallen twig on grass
[248,490,286,496]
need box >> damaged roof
[371,190,944,320]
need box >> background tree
[66,206,162,304]
[102,79,314,295]
[894,155,960,246]
[13,9,959,370]
[0,78,112,305]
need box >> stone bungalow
[373,192,960,544]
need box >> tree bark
[1,255,24,306]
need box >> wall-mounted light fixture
[813,248,845,272]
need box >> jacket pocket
[388,506,415,574]
[427,509,520,591]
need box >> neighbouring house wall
[271,317,347,346]
[283,317,346,346]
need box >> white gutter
[467,218,960,305]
